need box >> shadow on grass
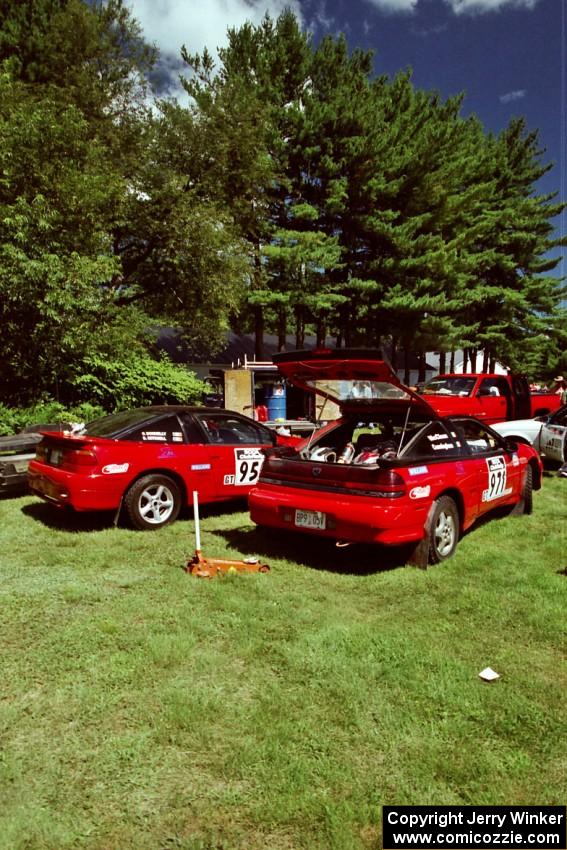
[20,496,251,535]
[21,501,118,533]
[213,523,415,576]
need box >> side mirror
[504,437,519,453]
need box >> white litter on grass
[479,667,500,682]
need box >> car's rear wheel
[124,474,181,530]
[428,496,459,564]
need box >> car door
[539,406,567,462]
[191,412,274,500]
[457,419,522,515]
[476,378,509,423]
[119,413,220,504]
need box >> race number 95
[234,448,264,486]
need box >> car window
[401,422,465,459]
[177,412,208,443]
[479,378,502,397]
[422,377,476,397]
[456,420,501,454]
[549,406,567,427]
[195,414,273,446]
[83,409,157,437]
[120,415,185,444]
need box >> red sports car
[248,349,543,566]
[28,406,291,529]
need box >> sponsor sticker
[224,474,235,485]
[102,463,129,474]
[191,463,211,471]
[410,485,431,500]
[408,465,428,476]
[142,431,166,441]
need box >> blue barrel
[266,383,287,420]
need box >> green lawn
[1,476,565,850]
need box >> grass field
[1,476,565,850]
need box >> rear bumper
[249,483,428,545]
[28,461,122,511]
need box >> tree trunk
[450,351,455,372]
[404,347,411,386]
[482,349,490,373]
[391,336,398,370]
[278,309,286,352]
[439,351,446,374]
[316,315,326,348]
[253,242,264,359]
[418,351,426,383]
[295,305,305,349]
[343,307,352,346]
[254,306,264,360]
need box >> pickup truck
[419,373,561,425]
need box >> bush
[0,400,105,435]
[71,353,208,410]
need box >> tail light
[61,448,98,469]
[345,469,406,498]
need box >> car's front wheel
[124,474,181,530]
[510,464,533,516]
[428,496,459,564]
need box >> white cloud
[363,0,418,12]
[128,0,304,64]
[499,88,527,103]
[446,0,538,13]
[363,0,539,13]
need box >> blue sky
[128,0,565,273]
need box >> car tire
[428,496,459,564]
[517,465,534,516]
[124,474,181,530]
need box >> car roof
[132,406,229,414]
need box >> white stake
[192,490,201,552]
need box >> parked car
[492,404,567,464]
[418,372,561,424]
[0,424,73,493]
[28,406,296,529]
[248,349,543,566]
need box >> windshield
[421,377,476,397]
[308,379,411,402]
[80,409,158,437]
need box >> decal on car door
[482,456,511,502]
[233,448,264,486]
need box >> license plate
[295,509,326,530]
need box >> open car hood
[273,349,438,417]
